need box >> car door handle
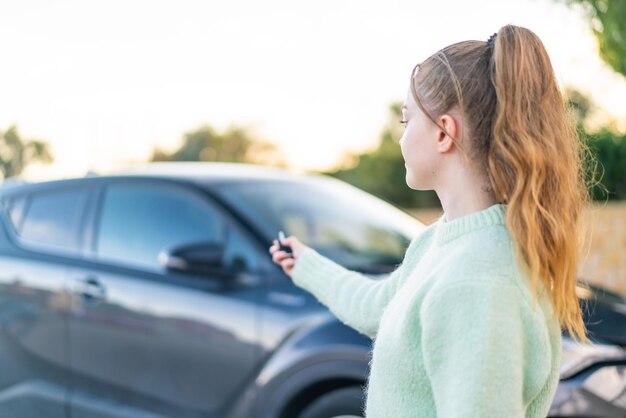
[74,277,107,303]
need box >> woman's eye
[399,119,408,125]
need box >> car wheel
[296,386,365,418]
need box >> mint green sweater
[291,203,562,418]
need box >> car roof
[110,162,315,182]
[0,162,337,196]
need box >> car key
[278,230,293,256]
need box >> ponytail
[489,25,591,343]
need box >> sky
[1,0,625,181]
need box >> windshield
[217,177,426,273]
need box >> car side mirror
[158,242,225,275]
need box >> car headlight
[560,336,626,379]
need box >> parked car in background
[0,162,623,418]
[550,284,626,417]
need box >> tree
[563,87,625,201]
[321,103,440,210]
[151,124,287,167]
[563,86,594,129]
[0,125,53,180]
[321,88,625,210]
[584,129,626,200]
[560,0,626,77]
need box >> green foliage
[564,87,626,201]
[0,125,53,179]
[557,2,626,199]
[563,86,594,127]
[320,103,440,210]
[320,88,625,210]
[561,0,626,77]
[583,129,626,201]
[151,124,286,167]
[151,89,623,208]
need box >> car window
[219,180,425,271]
[18,187,90,251]
[96,183,260,273]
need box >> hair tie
[487,32,497,47]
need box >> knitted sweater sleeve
[290,234,427,339]
[420,280,545,418]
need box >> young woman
[269,24,591,418]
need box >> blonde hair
[410,24,593,343]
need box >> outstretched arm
[271,231,433,339]
[294,247,419,338]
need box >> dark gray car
[0,162,623,418]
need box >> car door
[0,185,93,418]
[67,179,268,418]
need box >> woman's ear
[436,113,459,153]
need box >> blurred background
[1,0,624,293]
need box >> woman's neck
[438,186,498,223]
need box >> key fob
[278,230,293,256]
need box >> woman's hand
[268,235,310,277]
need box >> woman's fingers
[280,235,305,258]
[281,236,296,248]
[281,257,295,274]
[271,251,278,262]
[269,238,297,276]
[272,250,290,263]
[269,240,286,256]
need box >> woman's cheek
[400,130,411,151]
[400,134,412,162]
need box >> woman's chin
[405,174,418,190]
[406,174,427,191]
